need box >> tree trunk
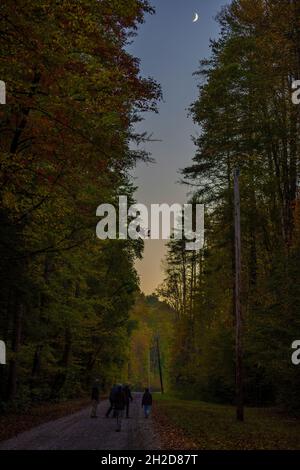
[51,328,72,398]
[234,169,244,422]
[7,297,24,400]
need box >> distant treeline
[159,0,300,411]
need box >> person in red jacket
[142,388,152,418]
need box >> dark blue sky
[128,0,229,293]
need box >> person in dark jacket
[114,385,126,432]
[106,384,118,418]
[90,379,100,418]
[142,388,152,418]
[123,385,133,418]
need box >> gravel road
[0,393,161,450]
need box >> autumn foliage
[0,0,160,406]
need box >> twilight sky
[128,0,229,294]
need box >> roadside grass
[154,394,300,450]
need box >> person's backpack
[91,386,99,401]
[142,391,152,406]
[114,388,125,410]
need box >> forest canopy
[158,0,300,411]
[0,0,160,408]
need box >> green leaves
[0,0,159,402]
[162,0,300,410]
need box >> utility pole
[148,347,151,389]
[234,168,244,422]
[156,335,164,394]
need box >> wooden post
[148,346,151,390]
[156,336,164,394]
[234,168,244,422]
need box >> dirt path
[0,393,161,450]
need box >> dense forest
[0,0,161,410]
[1,0,300,422]
[159,0,300,411]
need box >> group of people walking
[106,384,133,420]
[90,381,153,432]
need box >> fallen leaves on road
[0,399,90,442]
[153,404,198,450]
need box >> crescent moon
[193,13,199,23]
